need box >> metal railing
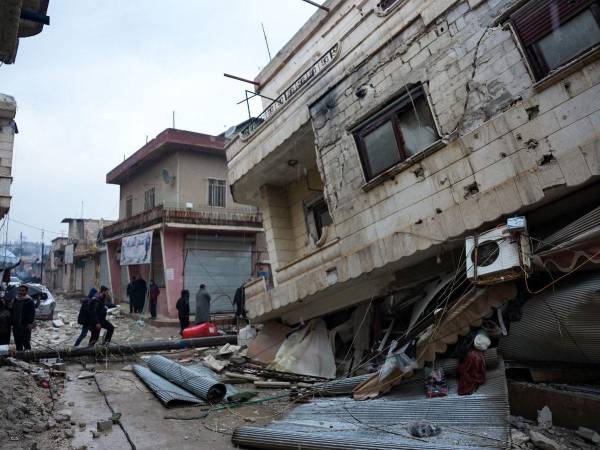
[240,43,340,139]
[103,203,262,239]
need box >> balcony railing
[103,204,262,239]
[239,43,340,140]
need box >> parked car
[3,283,56,320]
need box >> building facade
[226,0,600,324]
[103,128,266,319]
[0,0,50,220]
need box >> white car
[3,283,56,320]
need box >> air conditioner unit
[185,202,194,210]
[465,225,531,284]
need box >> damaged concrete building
[228,0,600,322]
[226,0,600,440]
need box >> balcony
[103,204,263,239]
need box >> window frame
[352,84,439,182]
[208,178,227,208]
[510,0,600,80]
[311,198,332,240]
[144,187,155,211]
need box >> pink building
[103,128,266,319]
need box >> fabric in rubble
[247,321,292,365]
[269,320,336,379]
[425,367,448,398]
[458,349,486,396]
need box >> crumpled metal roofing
[536,205,600,252]
[233,362,510,449]
[133,365,204,407]
[147,355,226,403]
[499,270,600,364]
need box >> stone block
[581,138,600,175]
[554,83,600,129]
[494,178,523,214]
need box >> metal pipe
[299,0,330,12]
[11,335,237,362]
[224,73,261,87]
[20,8,50,25]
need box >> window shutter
[511,0,596,47]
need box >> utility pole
[19,232,23,256]
[40,230,44,283]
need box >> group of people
[126,276,160,319]
[176,283,211,334]
[0,284,36,351]
[74,285,115,347]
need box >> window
[208,179,226,207]
[511,0,600,80]
[353,85,440,181]
[125,197,133,218]
[311,199,332,240]
[144,187,155,211]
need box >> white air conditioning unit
[465,225,531,284]
[185,202,194,210]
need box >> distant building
[103,128,266,319]
[45,219,114,296]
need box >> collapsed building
[225,0,600,446]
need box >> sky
[0,0,317,243]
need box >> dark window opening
[353,84,439,181]
[311,199,332,240]
[511,0,600,80]
[125,197,133,219]
[144,187,155,211]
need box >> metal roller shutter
[82,258,96,296]
[184,235,253,314]
[99,251,109,289]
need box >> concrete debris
[510,429,530,446]
[52,319,65,328]
[577,427,600,444]
[96,420,113,432]
[202,354,228,372]
[537,406,553,429]
[218,343,242,355]
[77,370,95,379]
[90,430,100,438]
[529,430,561,450]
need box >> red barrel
[182,322,219,339]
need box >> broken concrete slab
[537,405,553,429]
[577,426,600,444]
[96,420,113,432]
[77,371,95,379]
[52,319,65,328]
[529,430,561,450]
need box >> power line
[8,218,65,236]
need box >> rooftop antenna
[145,135,148,144]
[299,0,330,12]
[261,22,272,61]
[172,111,176,129]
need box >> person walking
[148,280,159,320]
[0,293,12,345]
[233,283,247,320]
[127,276,136,314]
[88,288,115,346]
[134,276,147,314]
[74,290,95,347]
[11,285,35,351]
[176,290,190,335]
[195,284,211,325]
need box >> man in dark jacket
[176,290,190,335]
[233,283,246,320]
[127,276,136,313]
[195,284,211,325]
[12,285,35,351]
[88,290,115,346]
[148,280,159,319]
[0,294,12,345]
[134,277,147,314]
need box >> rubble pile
[510,415,599,450]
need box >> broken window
[511,0,600,80]
[352,84,439,181]
[125,197,133,219]
[305,196,332,242]
[144,187,155,211]
[208,179,226,207]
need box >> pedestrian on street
[11,285,35,351]
[134,276,147,314]
[98,285,116,309]
[195,284,211,325]
[127,276,136,314]
[233,282,247,320]
[88,288,115,346]
[176,290,190,335]
[74,291,94,347]
[0,293,12,345]
[148,280,159,320]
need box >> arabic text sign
[121,231,153,265]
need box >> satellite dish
[162,168,174,184]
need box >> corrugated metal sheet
[536,205,600,252]
[188,365,247,402]
[499,270,600,364]
[147,355,226,402]
[133,365,204,407]
[233,363,510,449]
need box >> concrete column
[161,228,184,318]
[106,241,122,303]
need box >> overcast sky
[0,1,316,243]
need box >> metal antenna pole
[299,0,329,12]
[261,23,272,61]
